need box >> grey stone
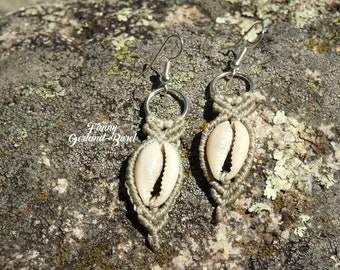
[0,0,339,269]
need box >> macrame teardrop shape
[199,91,256,222]
[125,115,185,251]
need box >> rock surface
[0,0,339,269]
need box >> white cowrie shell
[135,141,180,208]
[206,120,250,182]
[206,121,233,180]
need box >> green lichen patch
[272,198,283,211]
[10,127,28,148]
[55,120,65,127]
[172,71,195,89]
[214,36,235,50]
[55,243,68,264]
[325,28,340,40]
[26,80,66,98]
[198,98,206,108]
[256,245,278,259]
[304,16,340,54]
[154,243,172,265]
[37,188,49,200]
[305,37,328,54]
[250,64,262,74]
[108,35,138,79]
[107,66,131,80]
[305,69,321,92]
[325,15,340,40]
[113,44,138,61]
[22,208,29,216]
[74,246,111,269]
[112,35,138,61]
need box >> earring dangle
[199,22,265,222]
[125,34,188,251]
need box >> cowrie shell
[135,141,180,208]
[206,120,250,182]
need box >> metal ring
[144,87,189,117]
[210,71,254,96]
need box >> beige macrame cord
[125,114,185,251]
[199,92,256,222]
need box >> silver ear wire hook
[235,20,265,48]
[230,21,265,72]
[210,21,265,95]
[143,34,184,85]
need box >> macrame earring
[125,34,188,251]
[199,22,265,222]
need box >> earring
[125,34,188,251]
[199,22,265,222]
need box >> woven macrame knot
[143,114,185,144]
[212,92,255,118]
